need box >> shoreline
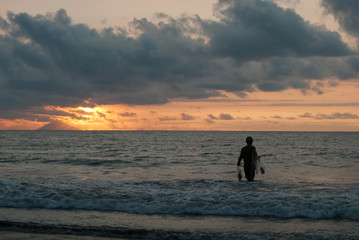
[0,231,137,240]
[1,224,358,240]
[1,208,358,239]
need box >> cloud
[41,108,89,120]
[118,112,137,117]
[96,111,107,119]
[204,118,215,124]
[207,113,234,120]
[298,112,359,119]
[298,112,313,118]
[0,1,358,120]
[207,114,218,120]
[218,113,235,120]
[322,0,359,37]
[181,113,195,120]
[0,106,89,122]
[158,113,196,121]
[71,109,95,115]
[204,0,351,61]
[158,116,177,121]
[0,9,219,112]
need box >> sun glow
[79,107,96,113]
[0,81,358,131]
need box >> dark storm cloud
[0,0,358,120]
[322,0,359,37]
[0,106,89,122]
[240,56,357,92]
[202,0,351,61]
[0,9,218,112]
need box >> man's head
[246,136,253,145]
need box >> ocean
[0,131,358,239]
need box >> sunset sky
[0,0,358,131]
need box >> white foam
[1,178,358,220]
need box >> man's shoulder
[242,145,256,151]
[243,145,256,148]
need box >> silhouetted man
[237,136,258,181]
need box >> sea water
[0,131,358,239]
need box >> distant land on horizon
[37,121,79,130]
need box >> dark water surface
[1,131,358,239]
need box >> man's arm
[237,150,243,166]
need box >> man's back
[240,145,256,165]
[237,136,257,181]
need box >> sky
[0,0,358,131]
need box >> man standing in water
[237,136,258,181]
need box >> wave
[1,178,358,221]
